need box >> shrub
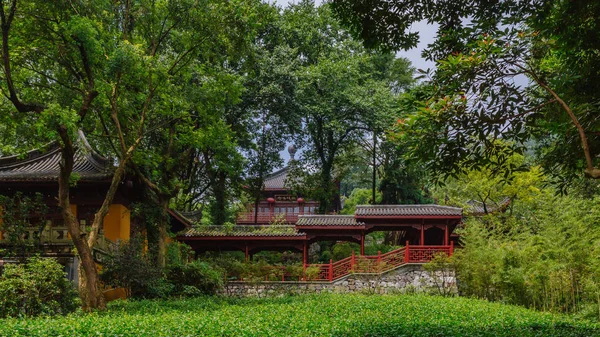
[423,252,456,296]
[100,235,163,298]
[0,257,78,318]
[166,261,224,296]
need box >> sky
[273,0,438,71]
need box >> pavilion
[176,204,463,266]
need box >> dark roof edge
[0,143,60,168]
[0,130,109,171]
[77,130,109,170]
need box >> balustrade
[301,244,453,282]
[0,226,71,245]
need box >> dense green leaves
[0,294,597,336]
[0,257,79,318]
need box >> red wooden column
[245,244,249,262]
[444,224,449,246]
[404,241,410,263]
[302,241,308,267]
[360,232,365,255]
[420,224,425,246]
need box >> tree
[0,0,267,310]
[242,44,299,224]
[331,0,600,188]
[280,1,402,213]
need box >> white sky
[272,0,438,71]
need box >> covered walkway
[175,204,462,265]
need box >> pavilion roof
[0,132,112,182]
[465,197,511,215]
[264,167,288,190]
[296,215,365,227]
[179,225,304,237]
[355,205,463,217]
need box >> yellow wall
[102,204,130,242]
[70,204,77,218]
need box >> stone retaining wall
[222,264,455,297]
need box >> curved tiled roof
[355,205,463,217]
[179,225,304,237]
[0,132,112,182]
[296,215,365,227]
[465,197,510,215]
[264,167,288,190]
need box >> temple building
[0,137,464,284]
[0,134,134,278]
[236,166,319,225]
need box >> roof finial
[287,144,296,161]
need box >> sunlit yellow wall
[102,204,130,242]
[70,204,77,218]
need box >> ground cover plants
[1,293,598,337]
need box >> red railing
[229,243,454,283]
[305,242,454,282]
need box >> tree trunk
[57,134,105,311]
[319,164,334,213]
[372,132,377,205]
[213,171,227,226]
[156,197,170,268]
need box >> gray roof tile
[355,205,462,217]
[180,225,304,237]
[264,167,288,190]
[0,135,112,182]
[296,215,364,226]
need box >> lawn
[0,294,598,337]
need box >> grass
[0,294,598,337]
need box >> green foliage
[454,191,600,318]
[0,294,598,336]
[423,253,456,296]
[0,257,78,318]
[101,237,224,299]
[0,193,48,260]
[99,236,163,299]
[166,242,194,267]
[166,261,224,296]
[341,188,381,214]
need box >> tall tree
[280,1,400,213]
[0,0,267,310]
[331,0,600,188]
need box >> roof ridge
[77,130,109,171]
[0,144,61,169]
[356,204,462,209]
[298,214,354,218]
[265,166,288,179]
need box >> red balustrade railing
[230,243,454,283]
[304,242,454,282]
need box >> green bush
[0,257,78,318]
[166,261,224,296]
[99,235,163,299]
[0,294,598,336]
